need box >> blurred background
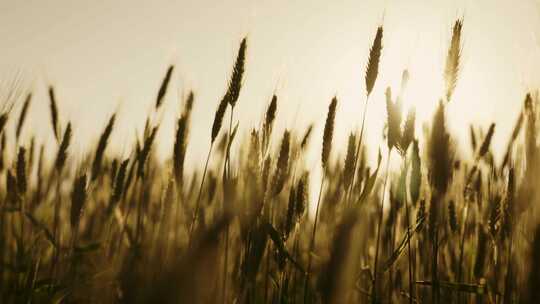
[1,0,540,173]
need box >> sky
[1,0,540,175]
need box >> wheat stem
[372,149,391,304]
[222,105,234,304]
[303,175,325,304]
[347,95,370,206]
[187,142,214,248]
[403,160,414,304]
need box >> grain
[92,114,116,181]
[322,97,337,170]
[156,65,174,109]
[365,26,383,97]
[70,173,87,228]
[48,86,60,141]
[15,93,31,141]
[54,122,72,173]
[444,19,462,101]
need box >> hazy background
[1,0,540,173]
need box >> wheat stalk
[305,96,337,303]
[347,25,384,207]
[427,101,453,304]
[385,87,402,151]
[15,93,31,142]
[343,132,357,191]
[173,92,194,191]
[48,86,60,142]
[54,122,72,173]
[365,26,383,97]
[226,38,247,108]
[271,130,291,197]
[137,126,158,179]
[189,38,247,248]
[92,113,116,181]
[155,65,174,109]
[321,97,337,170]
[70,173,88,230]
[444,19,463,102]
[300,124,314,151]
[478,123,495,159]
[262,95,277,155]
[16,147,26,196]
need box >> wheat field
[0,19,539,303]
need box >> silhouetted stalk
[372,150,391,304]
[69,220,80,280]
[346,96,370,206]
[51,175,62,279]
[187,142,214,248]
[428,193,442,304]
[222,106,234,304]
[457,200,470,304]
[389,199,398,301]
[395,157,415,304]
[264,201,274,303]
[135,177,146,244]
[404,174,414,304]
[121,177,139,246]
[304,176,325,304]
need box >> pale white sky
[1,0,540,173]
